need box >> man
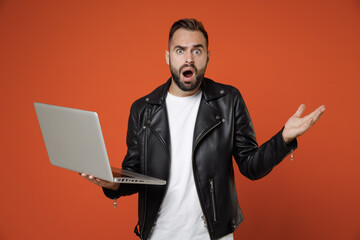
[82,19,325,240]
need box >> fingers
[311,105,326,124]
[300,117,314,133]
[293,104,306,118]
[80,172,105,186]
[80,173,120,191]
[295,104,325,121]
[297,105,325,134]
[95,178,107,187]
[305,105,326,126]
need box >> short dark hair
[168,18,208,49]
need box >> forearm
[235,128,297,180]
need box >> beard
[170,62,207,92]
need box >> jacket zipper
[193,119,222,161]
[141,105,173,240]
[140,107,151,239]
[192,119,222,239]
[209,179,217,222]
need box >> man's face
[166,29,209,94]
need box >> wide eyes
[175,49,201,55]
[193,49,201,55]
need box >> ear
[207,50,210,64]
[165,50,169,65]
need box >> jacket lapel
[193,99,222,150]
[145,79,171,152]
[193,78,227,150]
[144,77,227,155]
[149,104,170,151]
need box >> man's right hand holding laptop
[80,173,120,191]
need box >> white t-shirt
[149,90,233,240]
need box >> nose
[185,50,194,64]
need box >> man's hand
[282,104,326,144]
[80,173,120,191]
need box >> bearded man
[82,18,325,240]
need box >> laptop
[34,102,166,185]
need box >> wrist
[282,128,293,145]
[105,183,120,191]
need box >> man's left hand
[282,104,326,144]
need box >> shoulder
[130,79,170,112]
[202,78,243,100]
[203,78,234,89]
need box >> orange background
[0,0,359,239]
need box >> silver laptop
[34,102,166,185]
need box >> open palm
[282,104,326,144]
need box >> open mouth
[183,70,194,78]
[181,66,195,81]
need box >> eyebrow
[173,44,206,50]
[193,44,205,49]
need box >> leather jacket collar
[143,77,228,105]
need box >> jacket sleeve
[103,102,142,199]
[232,89,297,180]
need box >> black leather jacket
[103,78,297,240]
